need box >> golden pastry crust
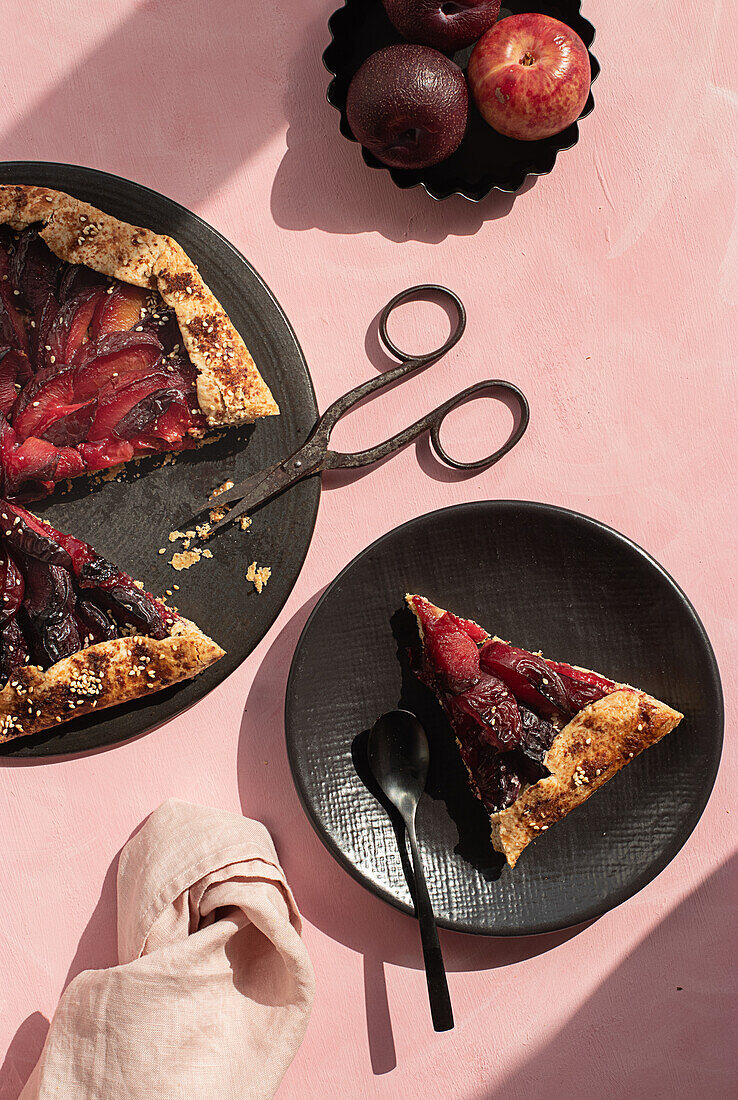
[405,594,684,868]
[489,688,682,866]
[0,184,279,427]
[0,617,224,744]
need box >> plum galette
[0,184,283,742]
[407,594,683,867]
[0,184,278,499]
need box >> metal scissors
[193,284,529,535]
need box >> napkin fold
[20,798,315,1100]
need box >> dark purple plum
[113,387,179,440]
[40,400,97,447]
[76,599,118,644]
[0,282,30,356]
[382,0,501,51]
[0,551,24,626]
[480,639,573,717]
[0,348,33,417]
[10,228,61,314]
[21,558,81,665]
[140,307,180,353]
[474,751,524,812]
[346,44,468,169]
[545,659,617,711]
[58,263,107,303]
[44,287,104,370]
[98,583,167,638]
[0,498,183,682]
[76,555,117,588]
[453,672,523,750]
[1,503,72,567]
[517,705,557,773]
[1,617,28,680]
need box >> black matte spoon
[368,709,454,1032]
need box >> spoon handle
[405,815,454,1032]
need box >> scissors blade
[203,461,304,537]
[191,461,283,519]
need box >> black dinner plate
[285,501,723,935]
[0,162,320,758]
[324,0,600,200]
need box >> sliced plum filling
[411,597,617,813]
[0,499,178,685]
[0,225,206,498]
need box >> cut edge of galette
[0,184,279,499]
[406,593,683,868]
[0,498,224,744]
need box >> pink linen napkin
[20,798,315,1100]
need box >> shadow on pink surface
[0,820,145,1100]
[0,0,530,242]
[0,0,284,209]
[0,1014,47,1100]
[487,853,736,1099]
[270,8,535,242]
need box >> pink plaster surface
[0,2,735,1097]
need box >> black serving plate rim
[285,499,724,936]
[323,1,600,202]
[0,161,321,759]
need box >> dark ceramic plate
[0,162,320,758]
[324,0,599,201]
[285,501,723,935]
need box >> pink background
[0,1,735,1097]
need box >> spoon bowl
[367,709,430,817]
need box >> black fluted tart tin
[323,0,600,201]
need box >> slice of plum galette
[0,184,279,499]
[0,499,223,743]
[406,594,683,867]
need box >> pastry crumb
[206,481,235,524]
[239,514,252,531]
[171,549,202,571]
[246,561,271,593]
[168,529,185,543]
[210,479,234,499]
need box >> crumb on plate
[171,549,203,571]
[246,561,271,594]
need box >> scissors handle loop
[379,284,466,363]
[316,285,467,440]
[323,379,529,472]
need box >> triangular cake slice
[0,499,223,743]
[406,594,683,868]
[0,185,278,499]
